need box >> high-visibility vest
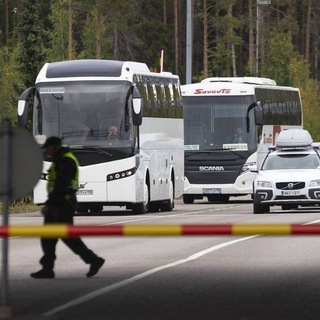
[47,152,79,193]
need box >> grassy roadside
[8,203,40,214]
[0,195,40,214]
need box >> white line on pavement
[43,234,258,316]
[44,217,320,316]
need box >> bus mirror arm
[246,101,262,132]
[246,102,255,133]
[17,87,35,128]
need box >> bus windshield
[183,95,256,152]
[34,81,134,149]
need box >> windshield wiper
[185,149,222,157]
[186,148,246,159]
[201,148,225,151]
[69,146,113,157]
[91,147,113,157]
[225,149,246,159]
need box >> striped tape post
[1,224,320,237]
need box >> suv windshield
[262,153,320,170]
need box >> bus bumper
[183,171,255,196]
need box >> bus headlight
[107,167,136,181]
[241,162,256,174]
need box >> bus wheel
[160,179,174,212]
[183,194,194,204]
[76,203,89,214]
[148,202,160,212]
[132,183,149,214]
[90,204,103,213]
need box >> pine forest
[1,0,320,139]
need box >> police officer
[31,136,105,279]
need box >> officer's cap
[41,136,62,149]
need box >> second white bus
[182,77,302,204]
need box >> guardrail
[1,224,320,237]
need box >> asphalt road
[3,197,320,320]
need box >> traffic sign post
[0,120,43,318]
[1,121,12,319]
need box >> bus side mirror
[132,86,142,126]
[17,87,35,128]
[246,101,262,132]
[254,101,262,126]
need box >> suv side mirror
[248,164,258,172]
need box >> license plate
[77,190,94,196]
[203,188,221,194]
[281,190,300,196]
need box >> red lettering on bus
[194,88,231,94]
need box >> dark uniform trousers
[40,201,98,270]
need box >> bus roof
[181,77,299,96]
[201,77,277,86]
[35,59,177,83]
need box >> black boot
[30,269,55,279]
[86,258,105,278]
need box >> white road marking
[305,219,320,225]
[43,235,258,316]
[44,217,320,316]
[94,204,247,226]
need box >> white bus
[18,59,184,214]
[182,77,302,204]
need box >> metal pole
[256,2,259,77]
[159,50,164,73]
[256,0,271,77]
[1,120,12,318]
[186,0,192,84]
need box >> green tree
[268,31,297,86]
[78,6,105,59]
[0,46,24,124]
[133,0,173,71]
[289,55,320,141]
[83,0,146,63]
[203,0,243,77]
[17,0,46,88]
[47,0,69,61]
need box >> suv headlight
[241,162,256,174]
[257,180,272,188]
[310,179,320,187]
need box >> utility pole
[186,0,192,84]
[256,0,271,76]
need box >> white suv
[251,129,320,214]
